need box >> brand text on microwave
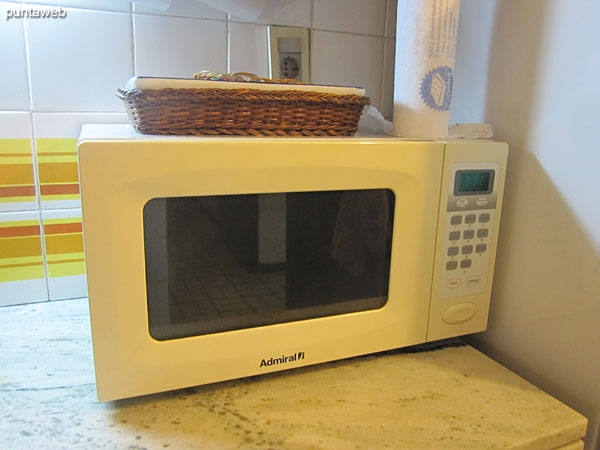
[260,352,305,368]
[6,7,67,21]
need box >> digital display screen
[454,170,494,195]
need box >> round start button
[442,302,478,325]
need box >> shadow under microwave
[143,189,395,340]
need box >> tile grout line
[226,13,231,73]
[131,7,137,77]
[309,0,314,82]
[22,9,51,303]
[379,1,392,114]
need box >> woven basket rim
[117,87,370,104]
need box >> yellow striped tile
[0,139,37,210]
[0,219,39,228]
[0,215,45,283]
[0,263,45,283]
[42,211,86,280]
[35,138,81,208]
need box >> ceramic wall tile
[313,0,386,36]
[1,2,30,110]
[27,7,133,111]
[0,210,48,306]
[42,208,87,300]
[311,30,384,111]
[0,113,37,213]
[230,22,269,77]
[133,0,225,20]
[32,113,128,210]
[230,0,311,28]
[22,0,130,12]
[385,0,397,38]
[134,14,227,78]
[381,38,395,120]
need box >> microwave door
[143,189,394,341]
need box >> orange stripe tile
[0,164,35,185]
[40,184,80,195]
[44,223,82,235]
[0,261,44,269]
[48,258,85,265]
[0,153,33,157]
[45,233,84,255]
[0,185,36,198]
[38,162,79,184]
[0,236,42,258]
[37,152,77,156]
[0,225,40,238]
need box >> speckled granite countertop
[0,299,587,449]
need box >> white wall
[453,1,600,448]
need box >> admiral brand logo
[260,352,305,368]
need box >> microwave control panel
[439,163,500,299]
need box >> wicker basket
[117,74,370,137]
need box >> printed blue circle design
[420,66,453,112]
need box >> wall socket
[268,26,310,83]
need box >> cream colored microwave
[78,125,508,401]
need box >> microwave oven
[78,124,508,401]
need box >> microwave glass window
[143,189,395,341]
[454,170,494,195]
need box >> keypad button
[457,199,469,208]
[447,278,461,288]
[476,243,487,253]
[479,213,491,223]
[449,231,461,241]
[462,245,473,255]
[450,215,462,225]
[463,230,475,240]
[477,228,489,238]
[465,214,476,224]
[467,275,481,286]
[446,261,458,271]
[460,259,472,269]
[448,246,459,256]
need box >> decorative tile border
[0,139,37,212]
[36,138,81,209]
[42,208,87,300]
[33,112,128,210]
[0,113,37,213]
[0,211,48,306]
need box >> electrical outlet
[268,26,310,82]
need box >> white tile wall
[27,7,133,111]
[134,14,227,78]
[0,111,33,140]
[1,2,30,111]
[230,22,269,77]
[32,112,129,139]
[133,0,225,20]
[313,0,387,36]
[385,0,397,38]
[312,30,385,110]
[23,0,130,12]
[231,0,312,28]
